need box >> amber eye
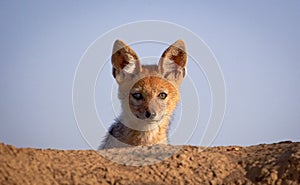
[158,92,168,99]
[132,93,143,100]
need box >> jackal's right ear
[158,40,187,85]
[111,40,141,83]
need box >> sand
[0,141,299,184]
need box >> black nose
[145,111,156,119]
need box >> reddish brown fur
[129,77,179,119]
[101,40,187,149]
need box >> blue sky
[0,1,299,149]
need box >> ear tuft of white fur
[123,62,137,74]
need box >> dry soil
[0,141,299,184]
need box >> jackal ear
[111,40,141,83]
[158,40,187,84]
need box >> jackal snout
[145,110,156,119]
[140,100,159,120]
[134,105,160,121]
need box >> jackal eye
[158,92,168,99]
[132,93,143,100]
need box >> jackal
[100,39,187,149]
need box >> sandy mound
[0,141,299,184]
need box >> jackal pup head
[111,40,187,130]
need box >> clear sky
[0,1,299,149]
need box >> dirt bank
[0,141,299,184]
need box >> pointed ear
[158,40,187,84]
[111,40,141,83]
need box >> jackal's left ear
[158,40,187,84]
[111,40,141,83]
